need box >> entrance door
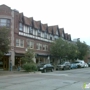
[3,56,9,70]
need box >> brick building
[0,4,71,70]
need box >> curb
[0,71,41,77]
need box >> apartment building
[0,4,71,70]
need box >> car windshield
[74,62,79,63]
[38,64,45,67]
[60,62,67,65]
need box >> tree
[21,49,34,64]
[76,40,89,60]
[50,38,65,58]
[21,49,37,72]
[0,27,10,59]
[50,38,80,63]
[50,38,69,65]
[67,43,80,61]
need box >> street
[0,68,90,90]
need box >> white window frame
[43,45,48,51]
[36,43,42,50]
[27,41,34,49]
[16,39,24,48]
[19,23,23,31]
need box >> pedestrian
[17,60,21,71]
[10,60,12,71]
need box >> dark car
[70,63,77,69]
[37,64,54,73]
[56,62,71,70]
[88,62,90,67]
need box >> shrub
[22,63,37,72]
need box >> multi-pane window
[36,43,42,50]
[19,23,23,31]
[62,33,64,38]
[16,39,24,47]
[0,19,10,28]
[44,32,47,39]
[27,41,34,49]
[37,30,41,37]
[50,34,52,40]
[29,27,33,34]
[16,39,19,46]
[56,30,59,35]
[43,45,48,51]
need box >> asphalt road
[0,68,90,90]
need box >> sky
[0,0,90,45]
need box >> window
[0,19,10,28]
[16,39,24,47]
[44,32,47,39]
[16,39,19,47]
[43,45,48,51]
[27,41,34,49]
[54,36,59,40]
[36,43,42,50]
[62,33,64,38]
[37,30,41,37]
[19,23,23,31]
[50,34,52,40]
[29,27,33,34]
[56,30,59,35]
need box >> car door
[66,62,70,69]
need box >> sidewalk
[0,70,41,76]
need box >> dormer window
[54,36,58,40]
[37,30,41,37]
[29,27,33,34]
[19,23,23,31]
[56,30,59,35]
[62,33,64,38]
[44,32,47,39]
[50,34,52,40]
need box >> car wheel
[69,67,71,70]
[44,69,47,73]
[63,67,65,70]
[51,68,54,72]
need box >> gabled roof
[64,33,68,40]
[59,28,65,37]
[29,17,33,26]
[52,25,59,35]
[33,20,41,30]
[41,24,48,32]
[24,16,30,26]
[67,34,71,41]
[0,4,11,10]
[19,13,23,22]
[48,26,53,34]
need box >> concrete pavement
[0,68,90,90]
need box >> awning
[4,52,11,56]
[15,53,25,56]
[36,53,50,57]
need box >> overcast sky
[0,0,90,45]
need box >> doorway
[3,56,9,70]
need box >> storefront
[0,56,9,70]
[35,53,51,65]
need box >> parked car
[37,64,54,73]
[84,63,88,68]
[74,60,85,68]
[88,62,90,67]
[70,63,77,69]
[56,62,71,70]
